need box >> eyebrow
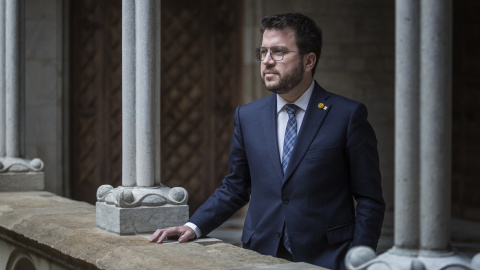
[259,46,289,50]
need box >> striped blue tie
[282,104,299,173]
[281,104,298,255]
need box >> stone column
[135,0,155,187]
[5,0,20,157]
[0,0,5,158]
[96,0,189,236]
[345,0,480,268]
[122,0,136,187]
[394,0,420,250]
[0,0,44,191]
[419,0,451,251]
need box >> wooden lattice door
[70,0,242,211]
[70,0,122,204]
[160,0,243,212]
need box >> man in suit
[149,13,385,270]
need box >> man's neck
[278,78,313,103]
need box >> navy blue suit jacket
[189,82,385,269]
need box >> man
[149,13,385,270]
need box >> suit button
[282,197,289,204]
[276,231,281,238]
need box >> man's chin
[263,80,288,94]
[264,82,278,92]
[265,86,289,94]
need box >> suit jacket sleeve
[188,107,252,236]
[347,102,385,249]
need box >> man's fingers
[148,229,162,242]
[178,229,195,243]
[159,227,179,243]
[148,227,176,243]
[156,230,171,243]
[148,226,195,244]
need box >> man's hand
[148,226,196,243]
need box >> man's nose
[262,51,275,65]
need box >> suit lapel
[261,94,284,181]
[283,83,332,183]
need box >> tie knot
[284,104,299,115]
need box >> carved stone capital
[96,185,188,208]
[0,157,44,173]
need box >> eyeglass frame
[255,46,301,61]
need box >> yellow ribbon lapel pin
[318,103,328,110]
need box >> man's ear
[304,52,316,72]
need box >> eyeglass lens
[255,47,285,61]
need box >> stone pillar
[419,0,451,251]
[0,0,5,158]
[394,0,420,250]
[122,0,136,188]
[0,0,44,191]
[345,0,480,268]
[135,0,155,187]
[5,0,20,158]
[96,0,189,235]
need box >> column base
[96,202,189,235]
[0,172,44,191]
[345,246,480,270]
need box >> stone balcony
[0,191,325,270]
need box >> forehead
[261,28,297,49]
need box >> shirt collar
[276,80,315,113]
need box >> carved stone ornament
[0,157,44,173]
[96,185,188,208]
[345,246,480,270]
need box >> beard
[262,59,304,94]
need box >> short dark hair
[261,13,323,76]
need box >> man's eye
[271,48,283,54]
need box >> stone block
[96,202,189,235]
[0,172,44,191]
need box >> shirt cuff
[185,222,202,238]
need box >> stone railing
[0,191,325,270]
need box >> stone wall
[24,0,66,196]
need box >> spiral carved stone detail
[96,185,188,208]
[0,157,44,173]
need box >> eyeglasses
[255,46,300,61]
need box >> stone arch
[6,248,36,270]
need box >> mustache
[263,68,279,76]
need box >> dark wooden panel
[161,0,243,213]
[452,0,480,221]
[70,0,122,204]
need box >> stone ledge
[0,191,327,270]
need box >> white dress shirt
[276,80,314,160]
[186,80,316,238]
